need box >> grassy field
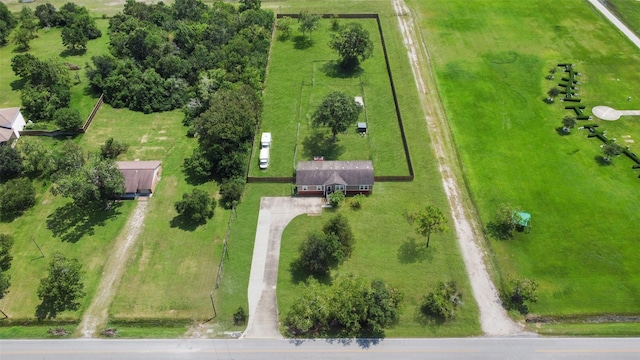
[411,0,640,317]
[263,1,480,337]
[607,0,640,37]
[251,17,406,177]
[0,17,135,328]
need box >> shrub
[328,190,345,207]
[501,278,538,314]
[219,177,245,209]
[350,193,365,210]
[53,107,83,131]
[420,281,462,321]
[233,306,247,325]
[100,138,129,159]
[0,178,36,218]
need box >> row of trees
[0,234,14,309]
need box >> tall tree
[298,11,320,40]
[35,3,63,28]
[276,16,294,39]
[51,157,124,208]
[36,252,86,320]
[413,205,447,248]
[0,178,36,218]
[0,146,23,182]
[0,2,17,45]
[329,22,374,69]
[312,91,362,140]
[298,232,343,276]
[13,7,39,50]
[174,188,216,224]
[239,0,261,12]
[61,24,88,50]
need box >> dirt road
[392,0,525,336]
[78,200,149,337]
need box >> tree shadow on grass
[485,221,514,241]
[60,48,86,58]
[169,214,200,232]
[302,132,344,160]
[10,78,26,91]
[289,258,332,285]
[397,237,433,264]
[320,60,363,79]
[293,35,313,50]
[46,202,122,243]
[594,155,613,166]
[35,301,59,321]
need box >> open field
[607,0,640,37]
[262,1,480,337]
[251,17,406,177]
[411,0,640,317]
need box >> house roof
[0,127,14,142]
[0,108,20,129]
[296,160,374,186]
[117,161,162,193]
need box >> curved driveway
[242,197,324,339]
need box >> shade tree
[53,107,83,131]
[0,178,36,218]
[36,252,86,320]
[0,2,17,45]
[298,11,320,40]
[312,91,362,140]
[329,22,374,69]
[0,146,23,182]
[51,157,124,208]
[174,188,216,224]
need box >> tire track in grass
[78,199,149,337]
[393,0,526,336]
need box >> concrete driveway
[242,197,324,339]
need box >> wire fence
[214,204,236,289]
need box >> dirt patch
[393,0,525,336]
[77,200,149,337]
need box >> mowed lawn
[412,0,640,316]
[607,0,640,36]
[251,18,406,177]
[263,1,480,337]
[0,18,134,326]
[81,105,231,323]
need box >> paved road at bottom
[1,337,639,360]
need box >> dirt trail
[78,199,149,337]
[392,0,525,336]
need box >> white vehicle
[259,147,270,169]
[261,132,272,149]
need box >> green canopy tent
[514,211,531,233]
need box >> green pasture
[251,17,406,177]
[0,156,135,323]
[264,1,480,337]
[412,0,640,317]
[84,106,227,322]
[607,0,640,36]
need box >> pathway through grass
[393,0,523,336]
[78,199,149,337]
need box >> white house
[0,108,26,145]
